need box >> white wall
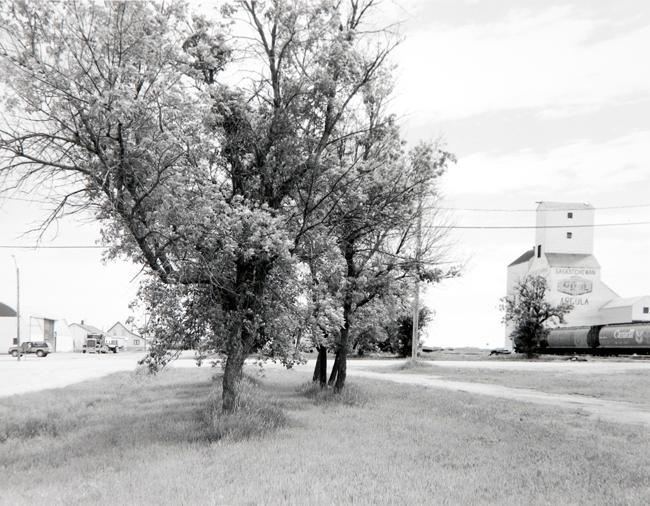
[599,306,632,325]
[54,320,74,352]
[0,317,16,353]
[69,324,88,352]
[535,203,594,255]
[632,297,650,322]
[546,266,618,326]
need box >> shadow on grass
[297,381,370,407]
[0,368,290,470]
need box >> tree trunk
[318,346,327,388]
[312,347,322,382]
[313,345,328,387]
[328,350,341,386]
[222,344,246,412]
[332,239,354,391]
[334,322,349,391]
[220,256,271,411]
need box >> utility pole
[12,255,20,362]
[411,188,423,363]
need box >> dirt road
[347,367,650,427]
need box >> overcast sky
[1,0,649,347]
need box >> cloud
[442,130,650,197]
[393,5,650,121]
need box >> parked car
[8,341,52,357]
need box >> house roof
[545,253,600,269]
[71,323,103,335]
[107,321,142,339]
[0,302,17,317]
[537,201,594,210]
[508,248,534,267]
[601,296,650,310]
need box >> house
[106,321,147,352]
[69,321,104,352]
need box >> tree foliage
[0,0,446,408]
[500,275,573,357]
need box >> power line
[0,221,648,249]
[427,203,650,213]
[422,221,650,230]
[3,194,650,213]
[0,245,105,249]
[0,196,53,205]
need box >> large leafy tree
[501,275,573,357]
[0,0,402,409]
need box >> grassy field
[387,361,650,406]
[1,366,649,505]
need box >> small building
[29,316,74,352]
[106,322,147,352]
[0,304,74,353]
[69,321,104,352]
[599,296,650,325]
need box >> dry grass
[0,365,649,505]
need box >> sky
[0,0,649,346]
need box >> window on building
[133,339,140,345]
[537,245,541,258]
[644,307,649,314]
[566,232,572,239]
[567,212,573,219]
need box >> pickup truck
[8,341,51,357]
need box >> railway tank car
[598,323,650,351]
[545,323,650,354]
[545,326,599,352]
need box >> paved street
[0,353,143,397]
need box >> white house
[106,321,147,352]
[505,201,650,349]
[69,321,104,352]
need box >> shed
[599,296,650,325]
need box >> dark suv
[8,341,51,357]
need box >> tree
[387,307,433,357]
[500,275,573,357]
[297,124,456,390]
[0,0,403,409]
